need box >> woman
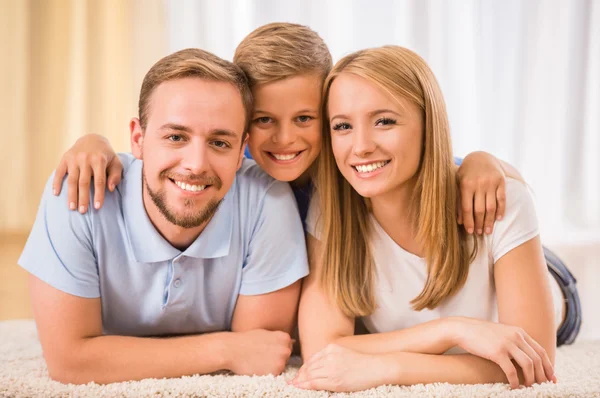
[293,45,581,392]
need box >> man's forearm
[334,318,457,355]
[53,332,232,384]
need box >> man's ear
[130,118,144,160]
[237,133,249,170]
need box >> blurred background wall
[1,0,598,337]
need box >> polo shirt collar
[121,160,234,263]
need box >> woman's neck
[370,179,424,258]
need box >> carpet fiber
[1,320,599,397]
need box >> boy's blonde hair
[234,23,332,87]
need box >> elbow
[45,354,97,385]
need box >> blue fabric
[19,154,308,336]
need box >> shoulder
[234,158,295,204]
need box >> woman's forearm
[380,351,511,386]
[334,318,459,355]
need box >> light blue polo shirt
[19,154,309,336]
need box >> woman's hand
[52,134,121,213]
[450,317,556,388]
[456,151,506,235]
[291,344,393,392]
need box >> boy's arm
[52,134,121,213]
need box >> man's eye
[254,116,273,124]
[296,115,313,123]
[167,134,184,142]
[212,140,230,148]
[332,122,351,131]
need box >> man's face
[131,77,246,229]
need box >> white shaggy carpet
[1,320,599,397]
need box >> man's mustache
[161,171,223,190]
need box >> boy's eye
[332,122,351,131]
[254,116,273,124]
[375,117,397,126]
[296,115,313,123]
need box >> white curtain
[165,0,600,247]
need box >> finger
[106,158,123,192]
[517,338,547,385]
[483,192,497,235]
[524,334,554,382]
[295,376,331,391]
[509,344,534,387]
[66,167,80,211]
[496,181,506,221]
[294,362,326,384]
[473,188,486,235]
[53,160,68,196]
[92,160,108,210]
[77,165,93,213]
[460,186,475,234]
[496,355,520,389]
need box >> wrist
[215,332,236,371]
[440,317,465,348]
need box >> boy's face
[247,74,322,183]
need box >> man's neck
[142,191,209,252]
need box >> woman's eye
[254,116,273,124]
[375,117,397,126]
[168,134,184,142]
[296,115,313,123]
[332,122,351,131]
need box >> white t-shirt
[307,178,562,336]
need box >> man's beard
[143,171,223,229]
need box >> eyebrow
[254,109,318,115]
[158,123,239,139]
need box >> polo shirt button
[173,278,182,288]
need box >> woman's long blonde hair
[316,46,477,317]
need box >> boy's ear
[130,118,144,160]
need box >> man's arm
[231,180,309,334]
[30,275,232,384]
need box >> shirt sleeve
[489,178,540,263]
[18,173,100,298]
[117,152,137,172]
[239,181,309,295]
[305,191,323,240]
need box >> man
[18,48,308,384]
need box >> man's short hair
[139,48,253,135]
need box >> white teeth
[354,161,389,173]
[175,180,207,192]
[272,152,300,161]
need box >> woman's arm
[298,235,355,362]
[294,236,555,391]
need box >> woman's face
[327,72,423,200]
[247,74,323,184]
